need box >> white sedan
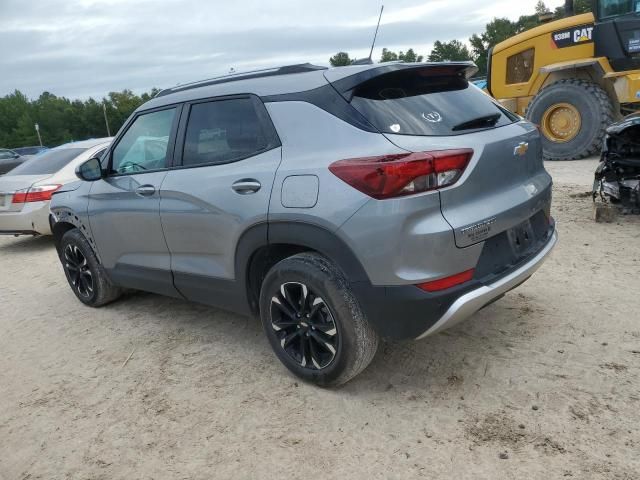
[0,138,111,236]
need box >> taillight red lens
[12,184,62,204]
[329,149,473,200]
[416,269,475,292]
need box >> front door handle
[232,179,261,195]
[135,185,156,197]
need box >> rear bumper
[0,202,52,235]
[416,230,557,339]
[352,227,557,341]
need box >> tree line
[329,0,592,74]
[0,89,159,149]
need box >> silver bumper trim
[416,231,558,339]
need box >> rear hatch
[0,175,52,212]
[326,63,552,248]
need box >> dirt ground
[1,158,639,480]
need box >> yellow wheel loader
[488,0,640,160]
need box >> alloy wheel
[269,282,338,370]
[64,244,94,298]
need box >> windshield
[599,0,640,18]
[350,69,517,136]
[7,148,86,176]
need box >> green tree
[329,52,353,67]
[398,48,424,63]
[427,40,472,62]
[0,88,157,148]
[380,48,399,62]
[468,18,519,75]
[535,1,550,15]
[555,0,592,16]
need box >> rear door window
[6,148,86,175]
[349,68,517,136]
[181,98,270,167]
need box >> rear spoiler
[324,62,479,100]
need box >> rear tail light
[416,269,475,292]
[12,184,62,204]
[329,149,473,200]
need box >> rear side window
[7,148,86,175]
[349,68,517,136]
[182,98,269,167]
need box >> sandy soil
[1,159,639,480]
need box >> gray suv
[50,62,557,386]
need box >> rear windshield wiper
[452,113,502,132]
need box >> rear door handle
[135,185,156,197]
[232,179,261,195]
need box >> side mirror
[76,157,104,182]
[13,153,20,159]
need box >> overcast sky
[0,0,564,99]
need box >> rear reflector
[329,149,473,200]
[12,184,62,204]
[416,269,475,292]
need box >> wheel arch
[238,222,370,317]
[51,219,77,251]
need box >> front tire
[259,253,378,387]
[59,229,122,307]
[526,79,615,161]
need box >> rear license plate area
[506,219,536,257]
[0,194,9,210]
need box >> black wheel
[526,79,615,161]
[59,229,122,307]
[259,253,378,387]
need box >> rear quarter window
[6,148,86,175]
[349,69,517,136]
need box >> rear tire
[526,79,615,161]
[259,252,378,387]
[59,229,122,307]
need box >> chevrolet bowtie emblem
[514,142,529,157]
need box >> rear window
[350,69,517,136]
[7,148,86,175]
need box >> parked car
[50,62,557,386]
[0,138,111,236]
[12,146,49,157]
[0,148,25,175]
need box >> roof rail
[155,63,328,98]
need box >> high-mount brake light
[329,149,473,200]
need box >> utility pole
[103,103,111,137]
[34,123,43,146]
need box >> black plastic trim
[155,63,328,98]
[107,264,184,299]
[262,84,379,133]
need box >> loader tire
[526,79,615,161]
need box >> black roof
[155,63,327,98]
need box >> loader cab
[594,0,640,71]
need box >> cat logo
[552,23,595,49]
